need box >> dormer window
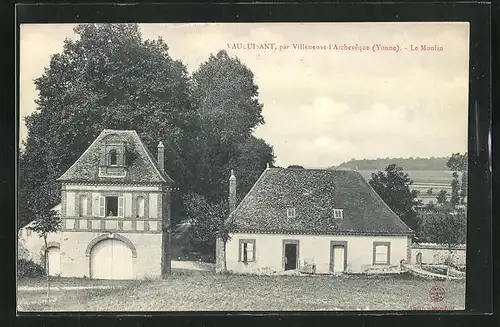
[287,208,296,218]
[333,209,344,219]
[109,150,118,166]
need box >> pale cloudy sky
[20,23,469,168]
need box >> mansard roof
[57,129,173,184]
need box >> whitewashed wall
[411,244,466,265]
[17,228,61,265]
[225,233,409,274]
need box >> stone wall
[411,243,466,266]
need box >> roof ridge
[57,130,106,181]
[229,167,270,221]
[132,131,173,184]
[103,129,137,132]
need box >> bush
[17,258,45,278]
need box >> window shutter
[99,196,105,217]
[247,243,254,261]
[118,196,124,217]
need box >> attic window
[333,209,344,219]
[287,208,296,218]
[109,150,117,166]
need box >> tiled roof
[230,168,413,235]
[57,130,173,184]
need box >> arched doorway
[47,246,61,276]
[90,238,134,279]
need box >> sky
[20,23,469,168]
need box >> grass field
[17,272,465,312]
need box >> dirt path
[172,261,215,271]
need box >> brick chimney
[229,169,237,212]
[157,141,164,172]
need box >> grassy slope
[18,274,465,311]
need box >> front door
[284,243,298,270]
[333,245,345,272]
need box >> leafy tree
[369,164,422,233]
[20,23,195,227]
[420,206,466,264]
[192,50,264,143]
[27,208,62,302]
[190,50,271,203]
[446,153,467,171]
[426,188,433,195]
[183,193,234,271]
[233,136,275,200]
[447,152,467,204]
[437,190,448,204]
[450,172,461,207]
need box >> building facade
[217,168,413,275]
[18,130,174,279]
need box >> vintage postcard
[17,22,469,312]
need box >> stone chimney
[229,169,237,213]
[157,141,164,172]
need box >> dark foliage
[369,164,422,233]
[18,259,45,278]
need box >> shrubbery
[17,258,45,278]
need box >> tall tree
[20,23,194,227]
[190,50,271,203]
[450,172,461,207]
[446,152,467,204]
[369,164,422,233]
[192,50,264,143]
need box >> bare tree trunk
[44,236,50,304]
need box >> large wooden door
[47,247,60,276]
[90,239,133,279]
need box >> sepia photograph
[17,22,469,312]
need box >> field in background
[357,170,461,185]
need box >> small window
[333,209,343,219]
[79,195,88,217]
[239,239,256,263]
[373,242,391,265]
[109,150,117,166]
[136,196,145,218]
[26,229,32,237]
[287,208,296,218]
[105,196,118,216]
